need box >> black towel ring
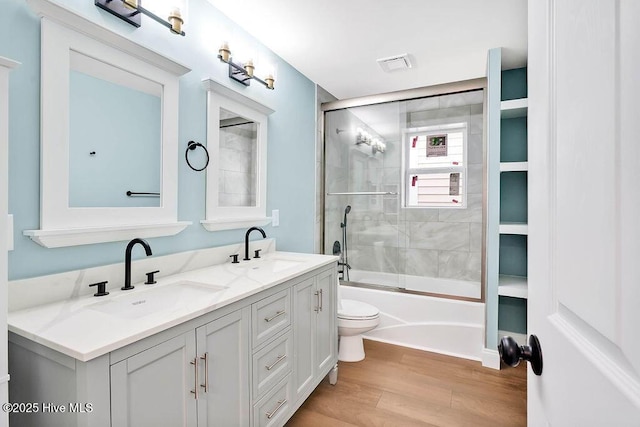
[185,140,209,172]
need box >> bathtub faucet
[338,261,351,280]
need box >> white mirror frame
[201,79,274,231]
[23,0,191,248]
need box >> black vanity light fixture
[217,43,275,90]
[95,0,186,36]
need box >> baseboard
[481,348,501,370]
[485,331,527,370]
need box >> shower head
[341,205,351,228]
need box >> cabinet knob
[89,281,109,297]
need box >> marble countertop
[8,251,337,362]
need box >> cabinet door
[196,308,250,427]
[315,269,336,374]
[292,278,315,398]
[111,333,197,427]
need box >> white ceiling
[206,0,528,100]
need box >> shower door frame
[320,77,487,303]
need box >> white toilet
[337,298,380,362]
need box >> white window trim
[402,123,468,209]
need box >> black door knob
[498,335,543,376]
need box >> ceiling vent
[377,54,412,72]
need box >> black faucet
[123,238,153,290]
[244,227,266,261]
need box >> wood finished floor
[286,340,527,427]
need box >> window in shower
[404,123,468,208]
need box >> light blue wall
[1,0,317,280]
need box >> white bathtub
[339,284,485,361]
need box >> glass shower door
[324,104,402,290]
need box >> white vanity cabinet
[292,268,337,402]
[110,308,250,427]
[110,332,199,427]
[8,262,337,427]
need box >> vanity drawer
[253,374,292,427]
[252,289,291,348]
[252,329,292,399]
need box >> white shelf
[498,275,528,299]
[24,221,192,248]
[500,161,528,172]
[500,98,528,118]
[499,222,528,235]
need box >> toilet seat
[338,299,379,320]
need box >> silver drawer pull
[265,399,287,419]
[264,310,285,322]
[200,352,209,392]
[265,354,287,371]
[189,358,198,399]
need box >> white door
[528,0,640,425]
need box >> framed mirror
[201,79,273,231]
[68,50,162,208]
[24,1,191,247]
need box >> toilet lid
[338,299,379,320]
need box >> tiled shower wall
[322,90,484,290]
[219,123,257,207]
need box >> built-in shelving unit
[498,71,528,302]
[485,50,528,368]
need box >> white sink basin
[88,281,227,319]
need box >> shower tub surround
[324,90,484,299]
[8,240,338,427]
